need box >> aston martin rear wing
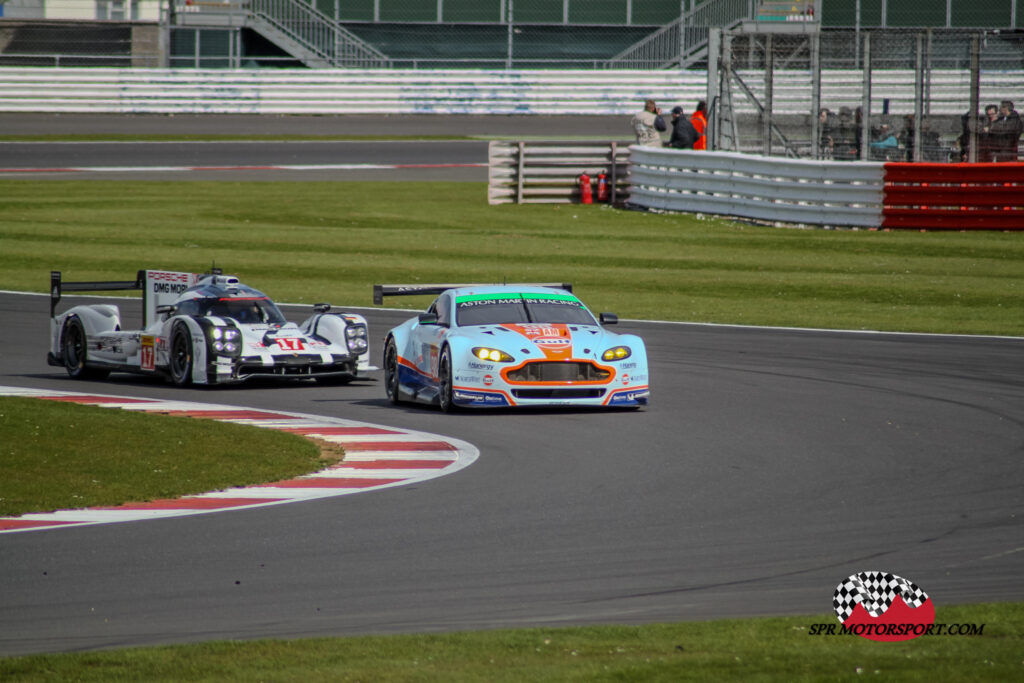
[373,283,573,306]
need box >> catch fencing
[628,146,1024,230]
[711,28,1024,161]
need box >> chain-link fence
[711,28,1024,162]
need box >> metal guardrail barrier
[628,146,884,227]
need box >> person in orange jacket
[691,100,708,150]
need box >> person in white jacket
[631,99,666,146]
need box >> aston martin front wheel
[438,346,455,413]
[169,325,193,387]
[384,338,401,404]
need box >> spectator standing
[978,104,999,162]
[691,100,708,150]
[631,99,666,146]
[898,114,915,162]
[818,107,835,158]
[990,100,1023,162]
[833,106,857,160]
[668,106,699,149]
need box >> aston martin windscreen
[455,293,598,326]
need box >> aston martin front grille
[511,388,606,399]
[505,361,611,383]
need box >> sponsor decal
[147,270,196,295]
[468,361,494,371]
[483,374,494,386]
[806,571,983,640]
[622,373,630,386]
[453,389,509,406]
[533,337,571,348]
[620,362,639,369]
[607,389,649,406]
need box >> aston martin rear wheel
[384,338,401,404]
[438,346,455,413]
[169,325,193,387]
[62,317,109,380]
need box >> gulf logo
[533,337,571,348]
[483,374,494,386]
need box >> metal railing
[248,0,390,67]
[606,0,755,69]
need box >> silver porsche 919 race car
[376,283,650,411]
[48,269,374,385]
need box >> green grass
[1,181,1021,335]
[0,397,333,516]
[1,603,1020,681]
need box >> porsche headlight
[345,324,368,353]
[211,327,239,341]
[209,326,241,356]
[472,347,514,363]
[601,346,632,361]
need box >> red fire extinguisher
[578,172,593,204]
[596,171,609,202]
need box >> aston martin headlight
[601,346,632,361]
[472,347,514,363]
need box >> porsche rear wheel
[384,338,401,404]
[438,346,455,413]
[169,325,193,387]
[62,317,109,380]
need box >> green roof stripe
[456,293,580,303]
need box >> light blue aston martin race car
[376,283,649,411]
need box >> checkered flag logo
[833,571,929,622]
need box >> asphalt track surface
[2,290,1023,655]
[0,112,631,182]
[1,114,1023,655]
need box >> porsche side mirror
[599,312,618,325]
[313,303,331,313]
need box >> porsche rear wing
[373,283,573,306]
[50,270,202,326]
[50,270,145,318]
